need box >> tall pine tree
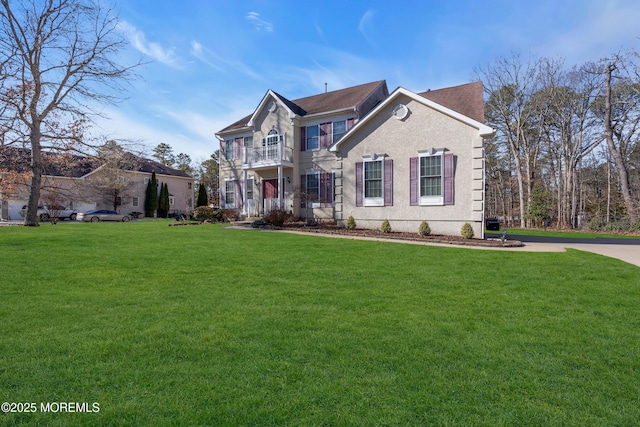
[144,171,158,217]
[158,182,170,218]
[196,182,208,207]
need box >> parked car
[77,210,131,222]
[19,205,78,221]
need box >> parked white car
[19,205,78,221]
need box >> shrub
[380,219,392,233]
[193,206,215,222]
[263,209,292,227]
[418,220,431,236]
[588,217,607,231]
[461,223,474,239]
[346,216,356,230]
[222,209,240,222]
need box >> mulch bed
[274,221,523,248]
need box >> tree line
[477,51,640,231]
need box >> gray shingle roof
[417,81,485,123]
[0,146,192,179]
[218,80,387,133]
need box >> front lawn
[1,222,639,426]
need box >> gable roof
[0,147,94,177]
[0,146,192,179]
[417,81,485,123]
[217,80,387,134]
[329,86,495,152]
[127,155,192,178]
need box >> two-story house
[216,80,494,238]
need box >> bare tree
[0,0,138,226]
[477,52,545,227]
[86,141,137,211]
[601,59,639,223]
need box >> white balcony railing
[244,143,293,165]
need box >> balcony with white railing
[242,142,294,169]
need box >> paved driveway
[486,232,640,268]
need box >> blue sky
[93,0,640,163]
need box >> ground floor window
[225,180,235,206]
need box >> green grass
[1,222,639,426]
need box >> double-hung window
[225,140,235,160]
[333,120,346,143]
[246,177,254,200]
[306,125,319,150]
[410,150,454,206]
[356,157,393,207]
[306,173,320,201]
[300,171,334,208]
[364,160,383,202]
[420,155,443,199]
[225,180,235,206]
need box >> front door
[263,179,278,199]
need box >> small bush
[418,221,431,236]
[222,209,240,222]
[380,219,392,233]
[263,209,292,227]
[193,206,215,222]
[461,223,474,239]
[588,217,607,231]
[346,216,356,230]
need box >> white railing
[245,199,258,216]
[263,198,283,214]
[244,143,293,165]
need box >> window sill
[364,198,384,207]
[420,196,444,206]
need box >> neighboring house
[216,80,495,237]
[0,147,194,219]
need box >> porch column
[277,165,283,209]
[243,169,248,215]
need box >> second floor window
[333,120,346,143]
[306,125,319,150]
[225,139,235,160]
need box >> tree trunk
[604,64,637,223]
[24,122,43,226]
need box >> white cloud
[117,20,184,69]
[189,39,262,81]
[246,12,274,32]
[358,9,377,48]
[189,41,224,72]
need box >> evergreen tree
[158,182,170,218]
[196,182,208,207]
[144,171,158,217]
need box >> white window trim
[224,179,235,209]
[418,149,444,206]
[363,156,384,207]
[332,120,347,143]
[246,177,254,200]
[225,139,235,160]
[304,171,321,208]
[306,125,319,150]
